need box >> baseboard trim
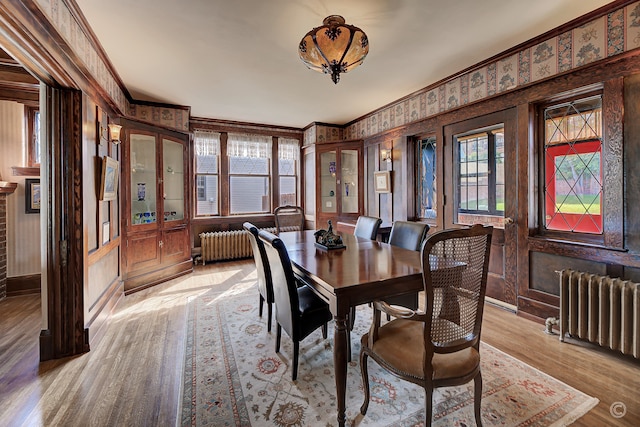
[85,277,124,348]
[7,274,40,296]
[486,296,517,312]
[39,329,53,361]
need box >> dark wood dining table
[278,230,423,427]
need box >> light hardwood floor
[1,260,638,426]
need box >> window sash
[417,137,437,220]
[544,141,602,234]
[195,174,219,216]
[26,107,40,167]
[543,96,603,235]
[193,132,300,217]
[456,130,504,216]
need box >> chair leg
[425,387,433,427]
[275,323,281,353]
[292,340,299,381]
[474,371,483,426]
[259,294,264,317]
[359,351,370,415]
[322,322,328,339]
[346,325,352,363]
[349,306,356,330]
[267,302,273,333]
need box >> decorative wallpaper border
[31,1,640,138]
[34,0,127,113]
[304,123,344,145]
[34,0,189,132]
[128,104,190,131]
[344,1,640,140]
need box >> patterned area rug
[179,282,598,426]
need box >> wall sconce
[380,147,392,163]
[108,124,122,144]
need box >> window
[543,95,602,234]
[417,136,437,220]
[278,138,299,206]
[193,130,300,217]
[455,126,504,226]
[194,130,220,216]
[26,106,40,167]
[228,133,272,214]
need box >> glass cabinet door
[341,149,359,213]
[130,133,157,224]
[319,150,337,213]
[162,138,184,222]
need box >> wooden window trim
[25,105,40,167]
[536,88,618,247]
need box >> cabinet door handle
[159,240,164,247]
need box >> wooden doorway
[443,109,518,307]
[0,3,88,360]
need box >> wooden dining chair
[259,229,333,381]
[273,205,305,233]
[243,222,274,332]
[385,221,430,313]
[353,215,382,240]
[360,224,493,427]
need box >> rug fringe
[547,397,599,427]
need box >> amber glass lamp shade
[108,124,122,144]
[298,15,369,84]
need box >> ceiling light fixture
[298,15,369,84]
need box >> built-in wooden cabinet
[304,140,364,228]
[121,119,192,293]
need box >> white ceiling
[75,0,613,129]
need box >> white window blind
[228,133,272,158]
[194,130,220,156]
[278,138,300,160]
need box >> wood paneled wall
[362,51,640,320]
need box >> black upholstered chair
[353,215,382,240]
[274,205,305,234]
[388,220,430,251]
[259,229,333,381]
[385,221,431,313]
[349,215,382,331]
[360,224,493,427]
[243,222,274,332]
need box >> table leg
[333,312,348,427]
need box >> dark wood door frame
[0,1,98,360]
[38,85,87,360]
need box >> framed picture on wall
[374,171,391,193]
[25,178,41,214]
[100,156,119,201]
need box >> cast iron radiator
[199,227,281,264]
[559,269,639,359]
